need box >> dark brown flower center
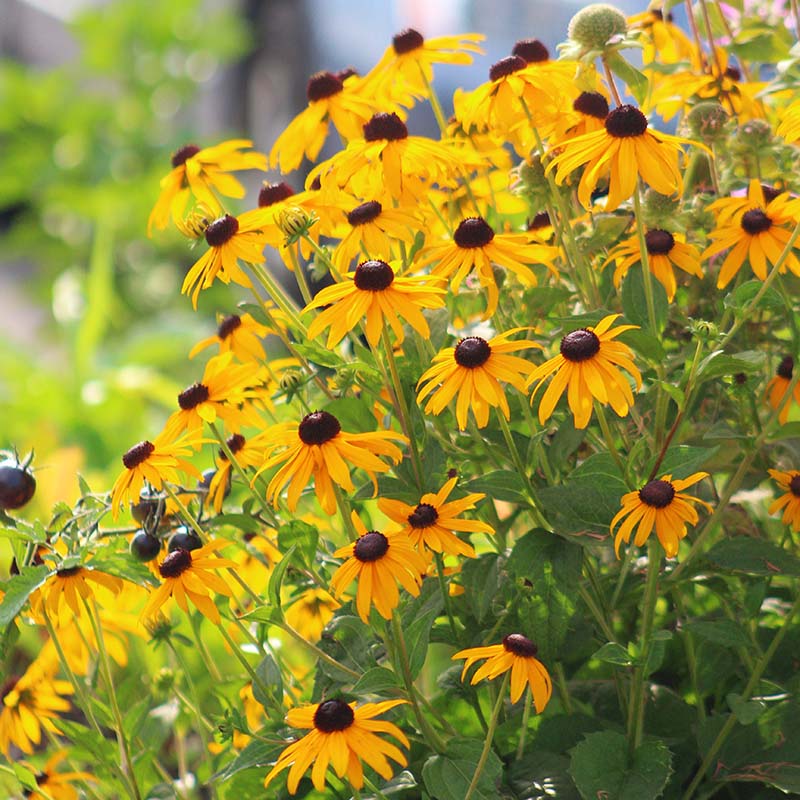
[306,71,344,102]
[227,433,246,453]
[790,475,800,497]
[363,112,408,142]
[171,144,200,168]
[644,229,675,255]
[489,54,527,81]
[761,185,781,204]
[178,382,210,410]
[353,531,390,562]
[574,91,610,120]
[639,479,676,508]
[347,201,383,226]
[393,28,425,54]
[313,699,355,732]
[354,259,394,291]
[258,181,295,208]
[605,104,648,138]
[502,633,538,657]
[298,411,341,445]
[724,66,741,82]
[217,314,242,340]
[159,548,192,578]
[408,503,438,528]
[205,214,239,247]
[454,337,492,368]
[0,676,19,703]
[741,209,771,235]
[778,355,794,380]
[528,211,551,230]
[454,216,495,248]
[512,39,549,63]
[56,566,83,578]
[123,440,155,469]
[560,329,600,362]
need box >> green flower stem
[215,621,277,711]
[631,186,659,335]
[189,614,223,683]
[286,244,313,306]
[610,543,636,611]
[682,590,800,800]
[167,642,216,735]
[332,482,359,541]
[270,617,360,680]
[464,672,509,800]
[419,66,448,135]
[363,775,391,800]
[434,552,462,645]
[671,590,706,725]
[300,232,344,282]
[578,581,616,644]
[601,58,623,106]
[554,661,573,714]
[593,402,628,481]
[248,261,307,334]
[516,686,532,760]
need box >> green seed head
[568,4,628,50]
[686,102,729,142]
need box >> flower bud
[686,102,729,143]
[568,4,628,50]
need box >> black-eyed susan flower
[110,432,201,519]
[611,472,710,557]
[414,216,559,319]
[263,698,409,794]
[329,513,426,621]
[452,633,552,710]
[141,539,236,625]
[285,587,341,642]
[547,104,699,211]
[778,99,800,143]
[304,258,446,347]
[417,328,539,430]
[627,4,695,66]
[766,356,800,424]
[254,410,407,514]
[21,749,93,800]
[528,314,641,429]
[207,433,269,513]
[603,228,703,300]
[546,90,610,146]
[189,311,272,362]
[32,565,123,627]
[768,469,800,531]
[0,657,72,755]
[377,475,494,558]
[270,70,377,173]
[181,210,270,308]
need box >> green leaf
[12,763,38,792]
[86,551,157,588]
[570,731,672,800]
[214,737,285,781]
[291,340,343,369]
[704,538,800,576]
[405,607,439,680]
[465,470,528,504]
[277,520,319,568]
[0,565,49,627]
[460,553,502,624]
[653,445,717,480]
[684,620,752,649]
[422,739,502,800]
[696,350,766,383]
[621,264,667,332]
[267,544,297,611]
[723,279,784,312]
[619,329,666,362]
[322,397,377,433]
[251,654,283,710]
[508,750,580,799]
[605,51,650,105]
[351,667,402,694]
[592,642,634,666]
[727,692,766,725]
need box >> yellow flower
[285,587,341,643]
[189,311,272,362]
[545,90,611,146]
[21,749,94,800]
[305,258,446,347]
[141,539,236,625]
[452,633,552,710]
[603,228,703,300]
[378,475,494,558]
[207,432,270,514]
[254,411,407,514]
[778,98,800,143]
[414,216,559,319]
[611,472,710,557]
[329,512,426,622]
[528,314,641,429]
[31,565,123,627]
[263,698,409,794]
[417,328,540,430]
[628,4,695,66]
[768,469,800,532]
[547,103,699,211]
[765,356,800,424]
[148,139,266,234]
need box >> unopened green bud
[568,4,628,50]
[687,102,729,142]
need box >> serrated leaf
[684,620,752,649]
[704,538,800,576]
[592,642,634,666]
[277,520,318,568]
[696,350,765,382]
[351,667,402,694]
[267,544,297,611]
[0,565,50,626]
[723,279,784,311]
[213,737,284,781]
[653,445,717,480]
[727,692,766,725]
[422,739,502,800]
[405,607,438,679]
[465,470,528,504]
[621,264,667,332]
[251,653,283,710]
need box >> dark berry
[130,530,162,562]
[168,527,203,553]
[0,461,36,511]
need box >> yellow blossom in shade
[31,565,123,627]
[417,328,540,430]
[452,633,552,710]
[189,311,272,362]
[611,472,710,557]
[254,410,407,514]
[701,180,800,288]
[603,228,703,301]
[208,432,270,513]
[181,210,270,309]
[765,356,800,424]
[778,99,800,143]
[330,513,426,622]
[141,539,236,625]
[547,103,700,212]
[110,431,202,519]
[21,749,93,800]
[285,587,341,642]
[768,469,800,531]
[528,314,641,430]
[263,698,409,794]
[544,90,611,147]
[628,5,696,66]
[414,216,559,319]
[270,70,378,173]
[148,139,266,235]
[378,475,494,558]
[0,657,72,755]
[304,258,446,347]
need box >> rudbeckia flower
[148,139,266,234]
[32,565,123,626]
[603,228,703,300]
[628,4,695,66]
[254,410,407,514]
[304,258,446,347]
[141,540,236,625]
[545,90,610,146]
[768,469,800,531]
[329,512,426,621]
[778,98,800,143]
[378,475,494,558]
[414,216,559,319]
[207,433,269,513]
[528,314,641,429]
[189,312,272,362]
[21,749,93,800]
[263,698,409,794]
[611,472,710,557]
[766,356,800,424]
[452,633,552,710]
[417,328,540,430]
[285,587,341,642]
[547,104,699,211]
